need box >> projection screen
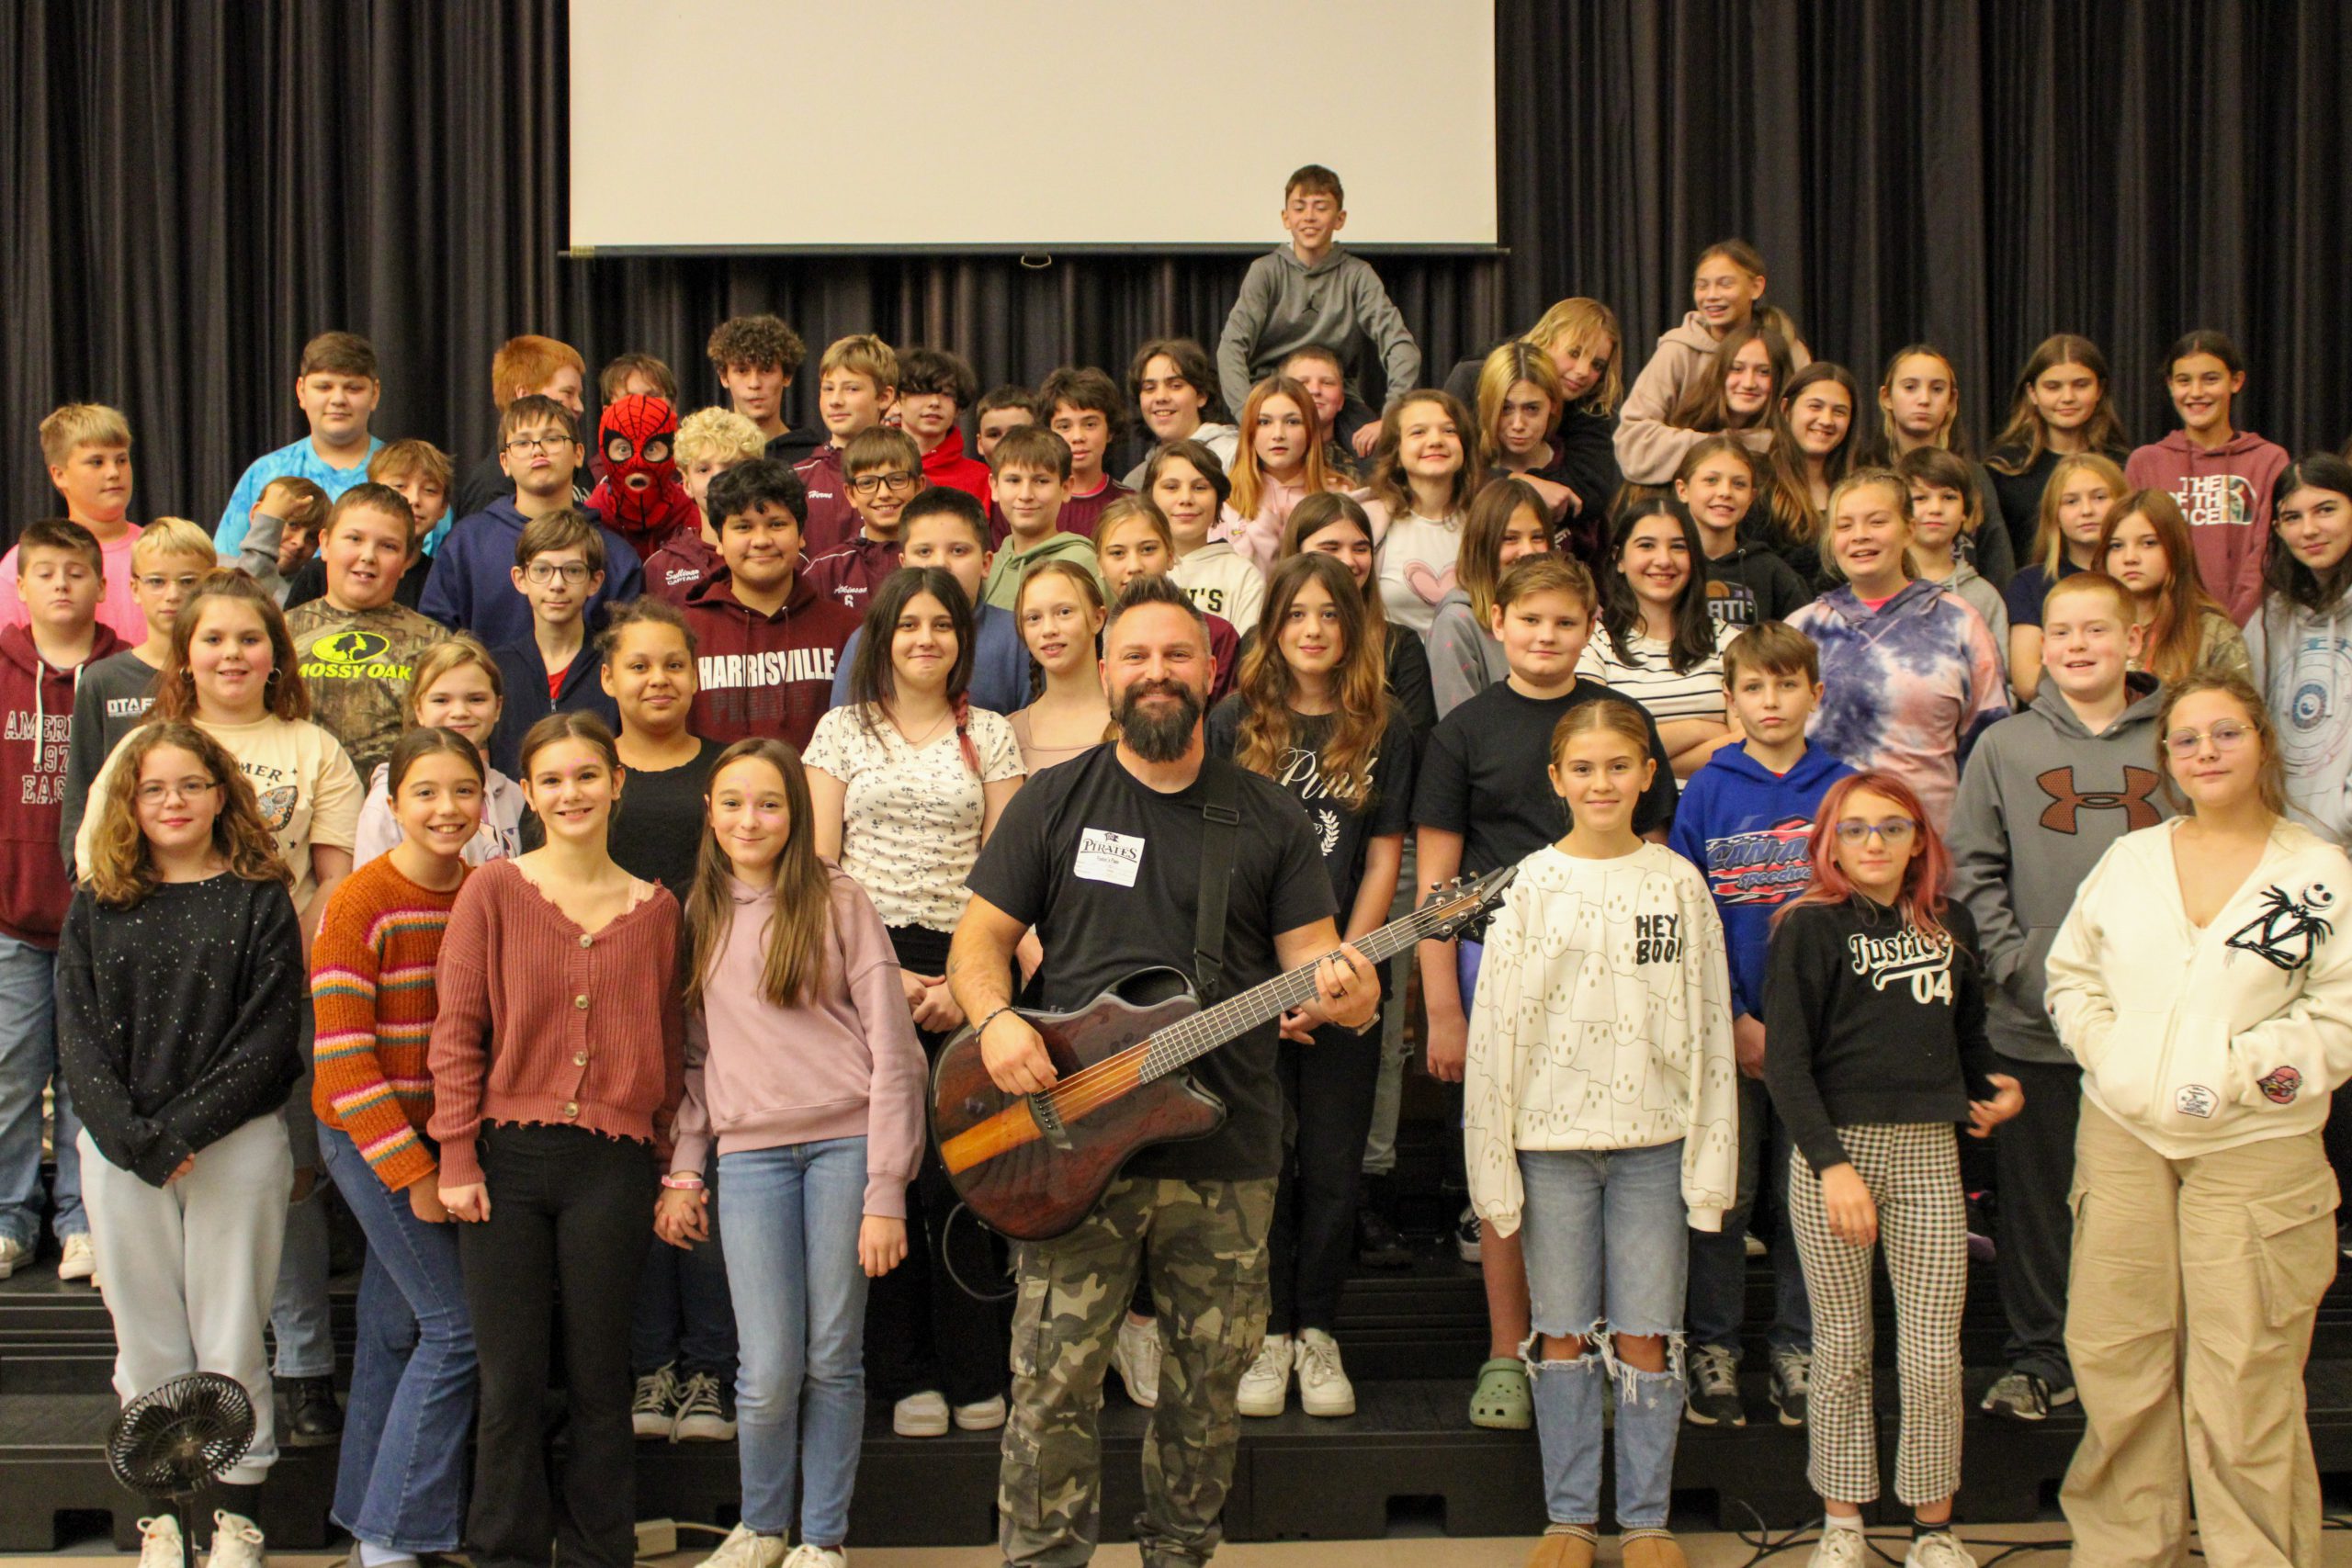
[568,0,1498,252]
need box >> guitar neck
[1136,899,1464,1082]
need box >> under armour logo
[2036,765,2163,834]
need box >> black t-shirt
[1703,547,1815,628]
[966,746,1336,1180]
[1412,677,1677,875]
[1204,701,1415,919]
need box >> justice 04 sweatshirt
[1462,841,1740,1238]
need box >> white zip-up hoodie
[1463,841,1740,1236]
[2044,817,2352,1157]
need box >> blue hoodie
[1668,740,1854,1021]
[418,497,645,649]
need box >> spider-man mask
[599,395,681,526]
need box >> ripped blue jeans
[1518,1141,1690,1530]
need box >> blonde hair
[1474,343,1565,470]
[403,636,505,727]
[1523,298,1624,415]
[2155,671,2287,817]
[818,333,899,391]
[369,439,453,494]
[132,518,215,568]
[40,404,130,468]
[2030,452,2128,578]
[85,723,291,908]
[674,406,765,468]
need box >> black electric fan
[106,1372,256,1568]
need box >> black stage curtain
[5,0,2349,534]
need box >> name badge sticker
[1074,827,1146,887]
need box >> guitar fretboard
[1135,897,1476,1082]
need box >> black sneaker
[1355,1205,1414,1269]
[1683,1344,1745,1427]
[633,1362,681,1439]
[671,1369,737,1441]
[1981,1368,2075,1422]
[276,1375,343,1446]
[1769,1348,1810,1427]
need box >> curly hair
[85,723,292,908]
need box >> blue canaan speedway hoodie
[1668,739,1856,1021]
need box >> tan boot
[1525,1530,1597,1568]
[1621,1529,1689,1568]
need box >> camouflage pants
[998,1174,1276,1568]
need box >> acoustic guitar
[932,866,1517,1241]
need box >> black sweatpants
[863,924,1012,1406]
[1268,1019,1383,1336]
[1992,1056,2081,1388]
[460,1122,657,1568]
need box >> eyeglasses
[504,434,567,456]
[1833,819,1917,844]
[524,561,594,584]
[137,573,204,593]
[136,780,218,806]
[2164,721,2255,758]
[848,470,921,496]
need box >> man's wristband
[974,1005,1017,1042]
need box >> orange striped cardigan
[311,854,465,1192]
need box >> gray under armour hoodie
[1947,673,2174,1063]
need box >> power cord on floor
[1721,1497,2074,1566]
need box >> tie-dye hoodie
[1788,578,2009,831]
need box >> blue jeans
[1520,1141,1690,1531]
[0,935,82,1247]
[631,1152,738,1381]
[718,1137,871,1549]
[1688,1075,1814,1355]
[320,1122,475,1552]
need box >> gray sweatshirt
[1425,587,1510,719]
[59,649,164,868]
[1947,675,2172,1063]
[1216,245,1420,412]
[2244,592,2352,847]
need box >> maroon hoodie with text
[679,569,860,751]
[792,445,857,558]
[802,533,904,615]
[1,621,124,946]
[645,529,724,606]
[2123,428,2290,626]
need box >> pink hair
[1774,770,1955,943]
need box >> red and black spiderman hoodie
[679,568,860,753]
[0,621,123,946]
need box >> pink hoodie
[2123,428,2290,626]
[672,866,928,1215]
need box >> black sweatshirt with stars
[56,874,305,1187]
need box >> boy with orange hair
[454,335,588,516]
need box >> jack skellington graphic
[2225,882,2336,973]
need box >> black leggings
[460,1123,656,1568]
[1268,1018,1384,1335]
[861,924,1012,1405]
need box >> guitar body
[931,980,1223,1242]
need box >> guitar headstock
[1418,863,1518,940]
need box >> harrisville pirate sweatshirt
[1762,896,2001,1173]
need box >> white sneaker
[137,1515,183,1568]
[1807,1524,1868,1566]
[1905,1529,1977,1567]
[202,1510,266,1568]
[1113,1316,1160,1409]
[58,1233,96,1282]
[695,1522,786,1568]
[780,1545,846,1568]
[952,1394,1006,1430]
[893,1389,949,1438]
[0,1235,24,1280]
[1235,1334,1294,1417]
[1295,1328,1355,1417]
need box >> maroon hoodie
[793,445,858,558]
[645,529,723,605]
[680,569,861,751]
[2123,428,2290,625]
[1,620,124,946]
[802,534,904,614]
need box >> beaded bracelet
[660,1174,706,1191]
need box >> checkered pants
[1788,1122,1967,1506]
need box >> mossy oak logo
[300,630,413,682]
[311,630,390,665]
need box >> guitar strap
[1193,758,1243,1006]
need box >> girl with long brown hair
[1986,333,2132,562]
[62,722,305,1568]
[2100,489,2250,687]
[1208,551,1411,1421]
[658,737,926,1568]
[1615,240,1812,489]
